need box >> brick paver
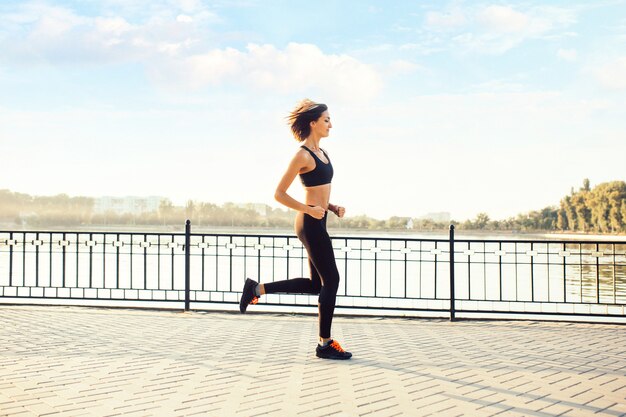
[0,305,625,417]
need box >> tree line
[455,179,626,234]
[1,179,625,233]
[557,180,626,233]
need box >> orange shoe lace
[330,340,345,352]
[250,296,259,305]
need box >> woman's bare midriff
[304,184,331,210]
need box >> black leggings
[263,210,340,339]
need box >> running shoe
[315,339,352,360]
[239,278,259,313]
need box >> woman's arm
[274,151,325,219]
[328,203,345,218]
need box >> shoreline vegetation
[1,179,625,236]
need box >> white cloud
[26,4,88,38]
[91,0,218,22]
[0,1,222,57]
[557,48,577,61]
[593,57,626,90]
[479,5,577,36]
[419,4,578,55]
[176,14,193,23]
[425,8,466,30]
[0,3,381,101]
[155,43,383,102]
[176,0,203,13]
[94,16,133,36]
[0,3,205,64]
[477,5,529,33]
[452,32,521,55]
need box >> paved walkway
[0,305,625,417]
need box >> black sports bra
[299,146,333,187]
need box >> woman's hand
[307,205,326,219]
[330,204,345,218]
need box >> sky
[1,0,625,221]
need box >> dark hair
[287,99,328,142]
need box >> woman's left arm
[329,203,345,218]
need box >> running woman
[239,99,352,360]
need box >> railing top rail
[2,229,626,245]
[1,230,446,242]
[0,230,186,237]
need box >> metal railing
[1,222,625,321]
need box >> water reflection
[454,241,626,304]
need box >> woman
[239,99,352,360]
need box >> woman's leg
[239,212,350,358]
[262,213,323,295]
[290,213,340,339]
[300,216,350,359]
[305,228,340,339]
[263,213,339,338]
[240,244,321,311]
[262,259,321,294]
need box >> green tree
[386,216,410,229]
[571,193,590,232]
[609,203,622,233]
[159,199,175,225]
[562,195,577,232]
[473,213,490,229]
[582,178,591,192]
[557,207,568,231]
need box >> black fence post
[184,219,191,311]
[449,224,456,322]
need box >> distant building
[94,196,167,215]
[418,212,451,223]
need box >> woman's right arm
[274,151,325,219]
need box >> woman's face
[311,111,332,138]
